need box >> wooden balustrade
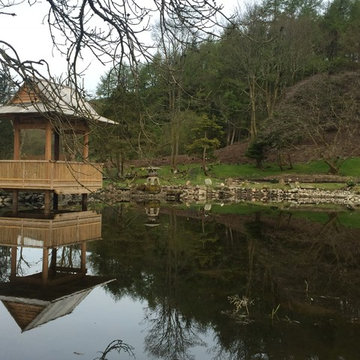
[0,160,102,194]
[0,211,102,247]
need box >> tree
[322,0,360,70]
[245,141,267,169]
[268,71,360,174]
[222,0,322,142]
[0,1,229,91]
[187,114,223,175]
[152,21,194,172]
[93,66,141,177]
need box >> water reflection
[144,201,161,228]
[91,204,360,359]
[1,203,360,359]
[0,210,113,333]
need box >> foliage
[245,141,267,169]
[269,71,360,174]
[89,0,360,169]
[186,114,223,174]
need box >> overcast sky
[0,1,240,95]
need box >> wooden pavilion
[0,78,115,213]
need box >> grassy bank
[113,157,360,188]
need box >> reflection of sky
[13,247,82,277]
[0,286,217,360]
[14,247,43,276]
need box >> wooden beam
[50,248,57,273]
[42,247,49,284]
[13,120,20,160]
[82,194,88,211]
[10,246,17,280]
[54,130,60,161]
[53,193,59,211]
[44,190,51,215]
[45,122,52,160]
[12,190,18,215]
[83,131,89,160]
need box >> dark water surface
[1,203,360,359]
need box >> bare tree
[1,1,229,89]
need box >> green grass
[338,212,360,228]
[111,157,360,187]
[339,157,360,177]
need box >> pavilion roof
[0,79,116,125]
[0,276,114,332]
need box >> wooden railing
[0,160,102,194]
[0,211,102,247]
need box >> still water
[1,203,360,359]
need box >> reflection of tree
[93,339,134,360]
[144,208,206,360]
[58,246,81,269]
[144,301,205,360]
[16,247,32,276]
[0,246,10,281]
[88,204,360,360]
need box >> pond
[1,203,360,359]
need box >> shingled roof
[0,78,116,124]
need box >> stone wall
[97,183,360,208]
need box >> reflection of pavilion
[0,275,113,332]
[0,210,101,284]
[0,210,113,332]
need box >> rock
[225,178,233,186]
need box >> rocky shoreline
[1,183,359,209]
[99,183,360,208]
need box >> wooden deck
[0,211,102,247]
[0,160,102,194]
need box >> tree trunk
[324,159,340,174]
[249,75,257,141]
[202,146,208,176]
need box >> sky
[0,1,240,96]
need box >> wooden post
[54,130,60,161]
[53,131,60,211]
[50,248,57,274]
[45,122,52,160]
[81,193,88,211]
[53,193,59,211]
[81,242,87,274]
[44,190,51,215]
[10,246,17,280]
[13,125,21,160]
[83,131,89,160]
[42,247,49,284]
[44,123,52,214]
[13,119,20,214]
[12,190,18,214]
[82,130,89,211]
